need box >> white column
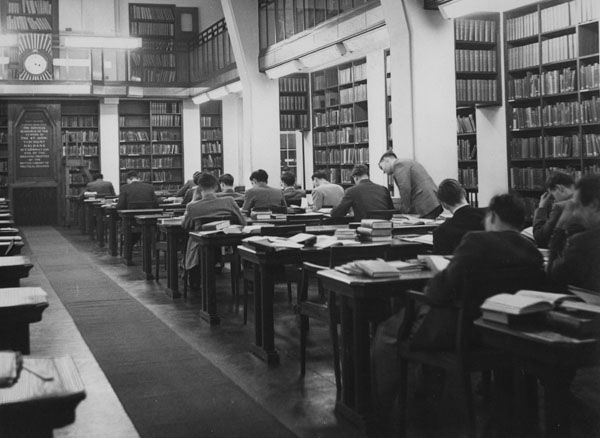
[222,93,244,186]
[477,106,508,206]
[366,50,388,187]
[221,0,281,188]
[183,99,201,180]
[99,99,120,193]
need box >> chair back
[260,224,306,237]
[328,243,390,268]
[366,209,403,220]
[191,215,234,231]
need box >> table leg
[540,368,575,438]
[122,216,134,266]
[79,204,86,234]
[260,264,279,365]
[96,209,105,247]
[108,215,118,256]
[200,244,220,325]
[253,262,263,347]
[141,222,154,280]
[165,231,181,299]
[87,206,95,240]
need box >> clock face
[24,53,48,76]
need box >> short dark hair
[311,171,329,181]
[281,171,296,187]
[250,169,268,183]
[126,170,138,179]
[545,171,575,190]
[350,165,369,179]
[193,171,202,185]
[198,172,219,191]
[219,173,234,186]
[437,179,465,206]
[489,193,526,229]
[379,150,397,163]
[575,174,600,207]
[94,173,104,180]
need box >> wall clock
[23,51,49,76]
[18,34,53,81]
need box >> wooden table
[475,319,600,438]
[77,198,86,234]
[118,209,163,266]
[136,214,172,280]
[0,287,48,354]
[0,355,86,437]
[318,268,434,434]
[93,203,107,247]
[104,206,120,257]
[83,199,101,240]
[157,221,187,298]
[0,257,33,287]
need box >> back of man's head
[198,172,218,191]
[250,169,269,183]
[281,171,296,188]
[350,165,369,180]
[546,171,575,190]
[437,179,466,207]
[488,193,526,229]
[311,171,329,182]
[95,173,104,181]
[126,170,138,180]
[379,150,397,163]
[576,174,600,208]
[219,173,234,187]
[192,171,202,185]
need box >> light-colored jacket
[392,159,439,216]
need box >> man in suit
[378,151,442,219]
[116,170,158,210]
[433,179,485,255]
[176,171,201,197]
[372,193,545,419]
[182,171,202,205]
[183,173,247,279]
[533,171,575,248]
[281,171,306,207]
[84,173,115,197]
[310,171,344,211]
[330,165,393,220]
[241,169,287,212]
[548,174,600,293]
[217,174,244,201]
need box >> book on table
[360,219,392,229]
[418,254,450,273]
[546,309,600,338]
[334,258,402,278]
[288,233,317,246]
[401,234,434,246]
[201,220,230,231]
[356,226,392,237]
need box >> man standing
[116,170,158,210]
[379,151,441,218]
[533,171,575,248]
[241,169,287,212]
[310,171,344,211]
[330,165,393,220]
[217,174,244,201]
[84,173,115,197]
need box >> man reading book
[372,193,545,422]
[533,171,575,248]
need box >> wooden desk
[0,287,48,354]
[318,269,433,434]
[475,319,600,438]
[0,257,33,287]
[93,203,106,247]
[83,200,101,240]
[77,198,86,234]
[117,209,163,266]
[135,214,172,280]
[0,355,86,437]
[104,206,119,257]
[157,222,187,298]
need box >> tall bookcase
[119,100,183,192]
[385,50,393,150]
[0,104,8,198]
[456,107,478,204]
[505,0,600,220]
[279,74,309,175]
[311,58,369,186]
[61,102,100,196]
[200,101,223,177]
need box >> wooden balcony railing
[189,18,236,84]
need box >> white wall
[477,107,508,206]
[99,101,120,192]
[221,93,244,186]
[366,50,388,187]
[60,0,116,34]
[182,100,201,181]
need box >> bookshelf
[200,100,223,177]
[279,74,310,131]
[280,132,298,175]
[61,102,100,197]
[0,104,8,198]
[119,100,184,192]
[311,58,369,186]
[385,50,392,150]
[456,107,478,203]
[504,0,600,220]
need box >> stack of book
[356,219,392,242]
[250,210,272,221]
[334,228,357,240]
[335,259,400,278]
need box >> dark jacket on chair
[330,179,393,220]
[241,183,287,211]
[85,179,115,197]
[116,181,158,210]
[432,205,485,255]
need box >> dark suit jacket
[330,180,393,220]
[391,159,440,216]
[217,188,244,201]
[533,199,571,248]
[241,183,287,211]
[283,187,306,206]
[410,231,545,350]
[176,179,195,197]
[548,225,600,293]
[183,194,247,269]
[85,179,115,196]
[116,181,158,210]
[432,205,485,255]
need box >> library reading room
[1,0,600,437]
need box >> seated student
[176,171,201,198]
[330,165,393,220]
[432,179,485,255]
[84,173,115,197]
[217,174,244,200]
[241,169,287,212]
[372,193,545,418]
[183,173,247,279]
[281,171,306,207]
[310,171,344,211]
[182,171,202,205]
[548,174,600,293]
[533,171,575,248]
[116,170,158,210]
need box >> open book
[401,234,434,246]
[482,290,580,316]
[418,255,450,273]
[335,258,399,278]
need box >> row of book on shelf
[455,50,497,73]
[279,96,307,111]
[313,126,369,146]
[119,115,148,127]
[457,114,476,133]
[508,34,577,71]
[151,102,180,114]
[458,168,478,188]
[201,142,222,154]
[131,69,177,83]
[314,147,369,165]
[456,79,498,102]
[62,116,97,128]
[508,68,585,99]
[201,130,222,141]
[6,16,51,31]
[510,165,600,189]
[511,97,600,128]
[200,116,220,128]
[455,18,497,42]
[130,53,175,68]
[119,143,181,155]
[119,170,181,183]
[279,77,308,93]
[129,4,174,21]
[511,133,600,158]
[62,130,98,143]
[313,63,367,91]
[0,161,7,172]
[63,145,98,156]
[130,22,174,37]
[457,141,477,160]
[280,114,309,131]
[201,155,223,169]
[8,1,52,15]
[313,107,366,127]
[0,133,6,143]
[540,1,577,33]
[151,115,181,127]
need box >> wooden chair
[397,266,546,438]
[297,244,391,399]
